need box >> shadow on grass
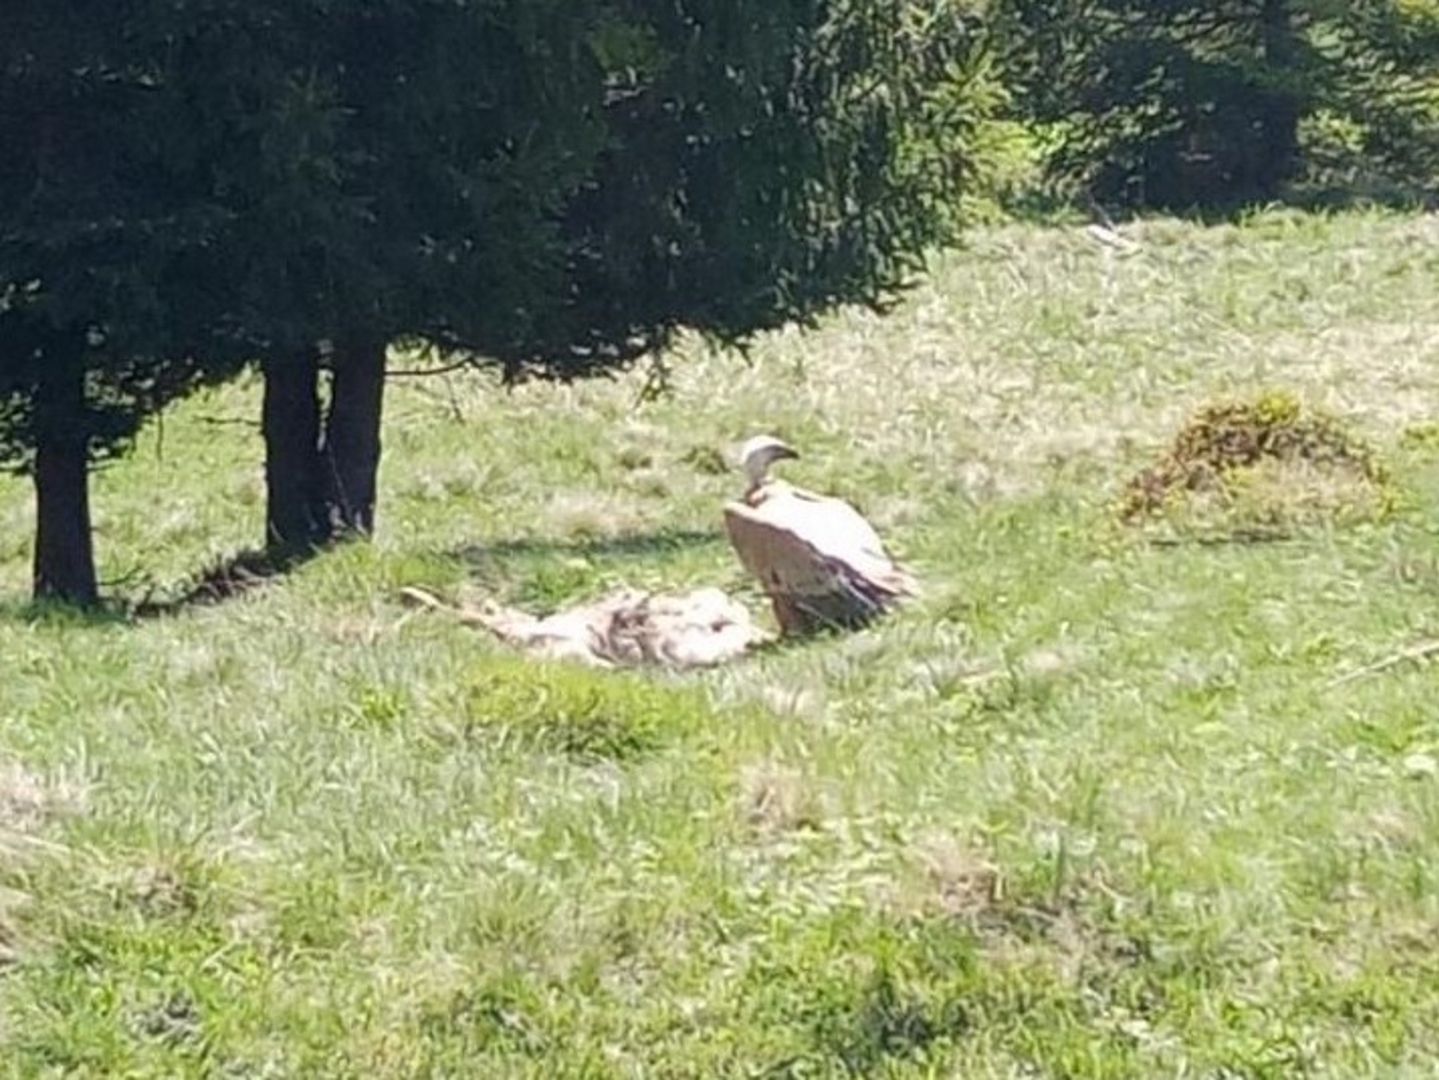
[1,528,732,628]
[446,526,737,613]
[0,546,329,625]
[449,527,726,567]
[129,546,325,618]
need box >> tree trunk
[32,365,98,606]
[1258,0,1302,198]
[322,336,387,536]
[262,349,327,556]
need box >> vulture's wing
[724,486,916,634]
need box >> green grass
[4,208,1439,1076]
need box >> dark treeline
[996,0,1439,210]
[2,1,1435,606]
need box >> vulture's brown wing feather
[724,488,916,634]
[776,487,915,591]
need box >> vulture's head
[739,434,799,491]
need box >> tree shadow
[449,526,727,569]
[448,526,777,624]
[134,529,727,619]
[129,546,323,618]
[0,525,872,673]
[0,526,727,628]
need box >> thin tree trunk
[262,348,327,556]
[32,364,98,606]
[322,336,386,536]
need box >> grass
[3,207,1439,1076]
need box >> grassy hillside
[4,210,1439,1076]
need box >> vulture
[723,435,917,635]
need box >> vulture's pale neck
[743,457,778,500]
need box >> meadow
[3,209,1439,1076]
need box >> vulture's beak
[775,445,800,461]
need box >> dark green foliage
[0,6,239,471]
[3,1,990,597]
[167,0,988,424]
[996,0,1439,209]
[442,0,990,379]
[171,2,607,357]
[1,4,250,599]
[1301,1,1439,201]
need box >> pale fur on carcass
[400,585,769,669]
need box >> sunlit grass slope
[3,209,1439,1076]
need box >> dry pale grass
[740,760,823,834]
[1215,456,1389,523]
[546,491,656,541]
[0,762,85,967]
[624,214,1439,505]
[909,831,1003,918]
[0,762,86,838]
[124,863,199,920]
[753,681,826,720]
